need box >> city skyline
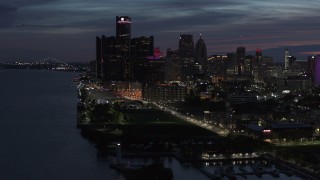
[1,1,320,61]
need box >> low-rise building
[245,122,314,141]
[143,84,187,102]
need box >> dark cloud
[0,5,18,28]
[2,0,58,7]
[0,0,320,62]
[13,24,63,28]
[0,4,18,13]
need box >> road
[152,102,230,137]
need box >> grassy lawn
[276,143,320,153]
[121,123,217,137]
[116,109,218,137]
[121,110,189,124]
[275,144,320,173]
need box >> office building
[96,36,102,79]
[284,49,290,70]
[179,34,194,64]
[236,47,246,75]
[256,48,262,64]
[116,16,131,79]
[207,55,228,83]
[116,16,131,38]
[245,55,254,76]
[165,49,181,81]
[194,34,208,76]
[97,16,159,83]
[226,53,237,76]
[144,83,187,102]
[130,36,154,81]
[314,55,320,86]
[101,36,125,81]
[146,57,165,85]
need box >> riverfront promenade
[83,83,229,137]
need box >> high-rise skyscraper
[96,36,102,79]
[165,48,181,81]
[207,55,228,82]
[245,55,254,75]
[308,55,315,77]
[256,48,262,63]
[284,49,290,70]
[179,34,196,80]
[116,16,131,79]
[194,34,207,76]
[145,47,165,85]
[116,16,131,38]
[255,48,263,79]
[101,36,125,81]
[236,46,246,75]
[314,55,320,86]
[130,36,154,81]
[179,34,194,63]
[98,17,158,83]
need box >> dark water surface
[0,69,212,180]
[0,69,124,180]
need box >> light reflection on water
[200,160,302,180]
[120,157,209,180]
[114,157,304,180]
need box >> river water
[0,69,208,180]
[0,70,124,180]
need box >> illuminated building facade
[256,48,262,64]
[116,16,131,38]
[236,46,246,75]
[145,48,165,85]
[226,53,237,76]
[284,49,290,70]
[116,16,132,79]
[146,57,165,85]
[207,55,228,83]
[144,84,187,102]
[245,55,254,75]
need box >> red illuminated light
[263,129,271,133]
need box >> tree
[79,88,88,102]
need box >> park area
[119,109,217,137]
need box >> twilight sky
[1,0,320,62]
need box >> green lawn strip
[121,123,216,137]
[121,110,188,124]
[275,144,320,171]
